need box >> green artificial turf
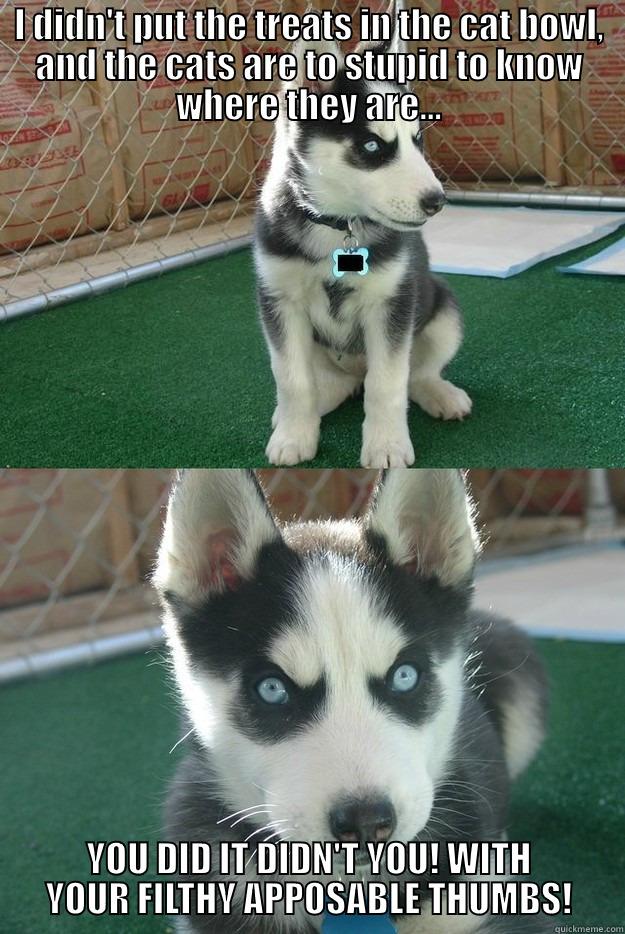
[1,640,624,932]
[2,228,625,468]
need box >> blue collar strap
[321,915,397,932]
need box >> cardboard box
[557,0,625,187]
[412,2,547,182]
[0,0,114,254]
[114,0,255,220]
[257,470,376,522]
[0,470,114,616]
[126,470,171,578]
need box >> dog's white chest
[318,255,408,348]
[259,243,409,352]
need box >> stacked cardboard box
[1,0,623,259]
[415,0,624,187]
[556,0,625,186]
[0,0,115,253]
[114,0,255,219]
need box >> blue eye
[256,676,289,705]
[390,664,419,693]
[362,138,380,153]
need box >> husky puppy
[155,469,549,933]
[255,27,472,467]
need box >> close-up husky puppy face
[272,30,446,230]
[156,470,480,855]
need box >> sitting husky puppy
[155,469,549,933]
[255,29,472,467]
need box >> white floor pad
[559,236,625,277]
[423,205,625,278]
[475,544,625,642]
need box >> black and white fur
[255,26,472,467]
[155,469,549,933]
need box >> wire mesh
[1,468,624,681]
[1,1,624,312]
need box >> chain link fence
[1,468,623,683]
[1,1,624,316]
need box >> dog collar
[301,209,371,278]
[302,208,356,233]
[321,914,397,931]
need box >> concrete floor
[476,542,625,642]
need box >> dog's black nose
[329,797,396,845]
[421,190,447,217]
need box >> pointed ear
[154,470,280,604]
[355,0,406,57]
[286,36,344,93]
[365,469,480,587]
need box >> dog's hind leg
[409,302,473,421]
[470,612,549,781]
[269,347,362,427]
[312,347,364,417]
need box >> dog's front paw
[266,418,320,465]
[410,378,473,421]
[360,424,415,468]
